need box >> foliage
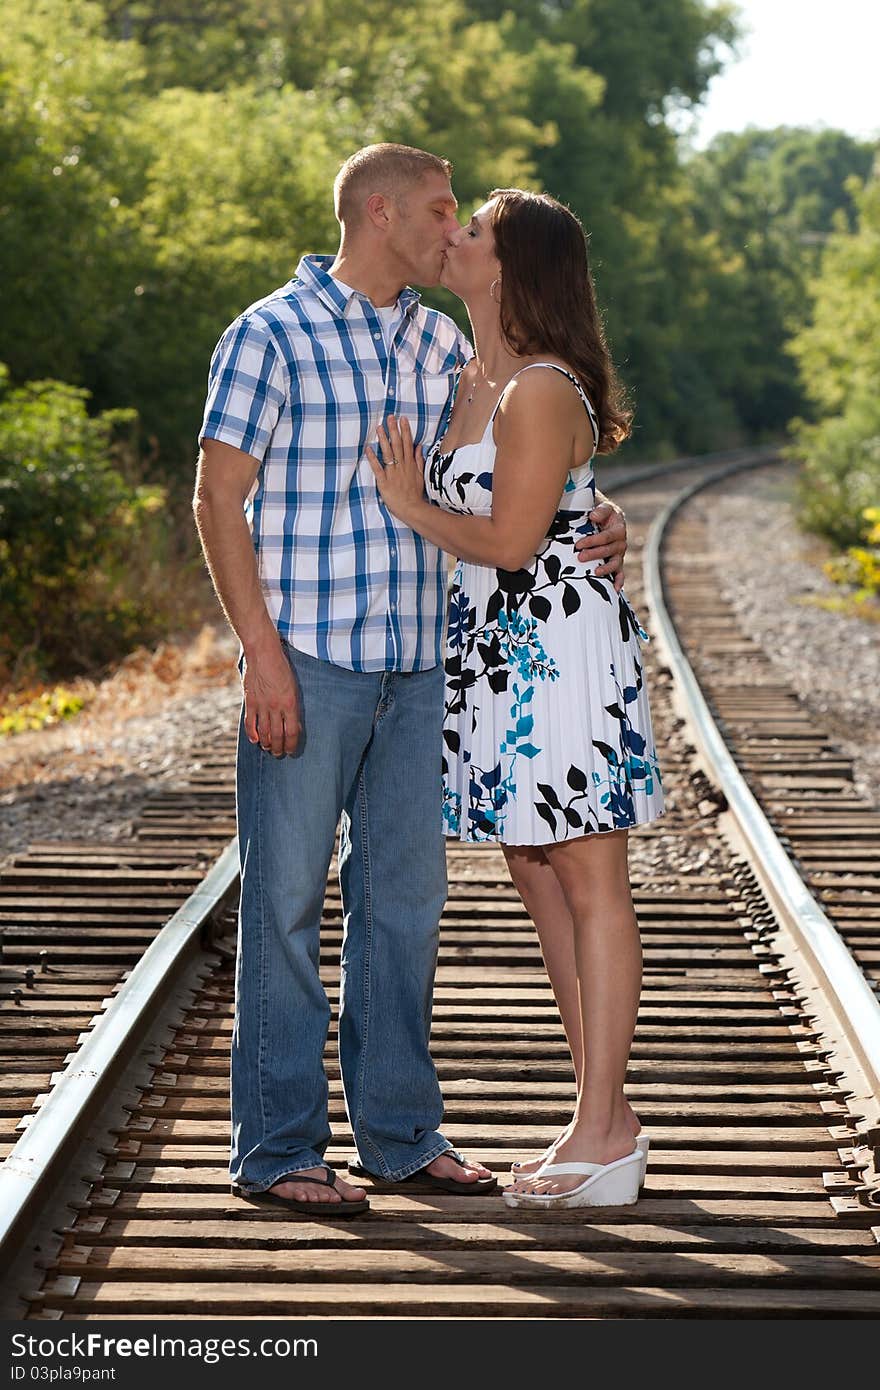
[788,167,880,569]
[3,0,875,467]
[0,0,148,388]
[0,0,555,460]
[788,168,880,419]
[0,685,86,736]
[686,127,875,438]
[2,0,879,681]
[791,391,880,550]
[822,502,880,601]
[0,364,170,681]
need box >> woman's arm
[367,370,582,570]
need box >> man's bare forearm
[193,444,300,756]
[192,483,279,659]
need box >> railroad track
[659,477,880,1002]
[1,450,879,1320]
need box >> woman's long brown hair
[489,189,631,454]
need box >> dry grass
[0,623,238,794]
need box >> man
[193,144,628,1213]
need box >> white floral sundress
[426,362,665,846]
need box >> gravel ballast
[1,462,877,864]
[702,461,879,807]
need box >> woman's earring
[489,277,501,303]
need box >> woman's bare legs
[503,840,641,1176]
[508,828,642,1196]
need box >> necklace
[464,366,490,406]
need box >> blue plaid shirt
[200,255,472,671]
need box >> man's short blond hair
[334,144,453,227]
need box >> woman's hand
[365,415,426,520]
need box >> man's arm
[193,438,300,756]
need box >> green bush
[0,364,171,683]
[790,390,880,551]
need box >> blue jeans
[230,642,453,1190]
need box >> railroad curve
[2,450,879,1319]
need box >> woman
[366,189,664,1209]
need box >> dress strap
[489,362,600,451]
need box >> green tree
[2,0,554,462]
[101,81,353,461]
[10,0,871,473]
[687,127,875,436]
[101,0,272,91]
[788,164,880,549]
[0,0,149,386]
[441,0,743,452]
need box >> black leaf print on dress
[537,782,562,810]
[586,575,613,603]
[497,568,536,595]
[562,583,581,616]
[487,668,510,694]
[544,554,562,584]
[486,589,504,623]
[455,472,474,504]
[618,593,632,641]
[529,595,552,621]
[535,803,558,834]
[566,765,589,792]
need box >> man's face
[387,173,461,287]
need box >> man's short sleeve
[455,325,475,366]
[199,316,286,461]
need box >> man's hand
[574,498,628,592]
[242,635,302,757]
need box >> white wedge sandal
[636,1133,650,1187]
[503,1147,642,1209]
[512,1133,651,1188]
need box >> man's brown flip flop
[231,1164,370,1216]
[347,1152,498,1195]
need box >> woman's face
[440,199,502,299]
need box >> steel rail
[644,462,880,1105]
[0,840,239,1267]
[0,445,783,1274]
[2,441,865,1285]
[598,443,778,494]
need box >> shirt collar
[296,254,421,321]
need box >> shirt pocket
[397,367,458,451]
[298,355,386,453]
